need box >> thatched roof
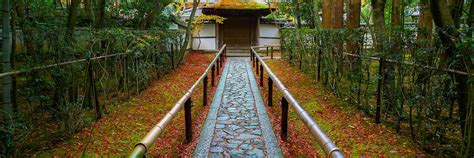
[202,2,276,16]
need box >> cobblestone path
[194,58,281,157]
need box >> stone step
[227,49,251,57]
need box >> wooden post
[185,98,193,143]
[268,77,273,106]
[271,46,274,59]
[212,65,215,86]
[219,54,223,67]
[317,50,321,81]
[260,65,264,87]
[2,0,13,147]
[203,76,208,106]
[266,46,269,56]
[375,58,384,124]
[256,61,259,75]
[216,59,220,76]
[90,61,101,119]
[281,97,288,140]
[254,55,257,68]
[250,49,253,61]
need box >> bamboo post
[375,58,384,124]
[266,46,269,56]
[271,46,274,59]
[203,76,208,106]
[260,65,264,87]
[250,49,253,61]
[268,77,273,106]
[281,97,288,140]
[184,98,192,143]
[2,0,12,115]
[256,61,259,75]
[216,59,220,76]
[212,65,215,86]
[2,0,12,147]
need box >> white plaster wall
[192,24,217,51]
[258,39,279,45]
[259,24,280,37]
[197,24,216,37]
[192,38,216,51]
[258,24,280,49]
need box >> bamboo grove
[279,0,472,156]
[0,0,193,156]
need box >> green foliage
[2,0,187,155]
[5,27,185,156]
[278,2,319,28]
[281,27,469,156]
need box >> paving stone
[236,134,259,140]
[216,124,225,129]
[228,139,243,144]
[224,129,236,135]
[217,115,230,121]
[210,153,222,157]
[248,149,265,157]
[236,128,245,133]
[244,125,258,129]
[194,59,281,157]
[211,141,218,146]
[240,143,253,150]
[230,125,240,130]
[252,129,262,135]
[227,143,239,149]
[210,147,224,153]
[229,149,245,156]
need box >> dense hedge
[0,28,185,154]
[280,28,471,155]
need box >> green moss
[208,2,268,10]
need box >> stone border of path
[245,59,282,157]
[193,59,230,157]
[193,58,282,157]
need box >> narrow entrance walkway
[194,58,282,157]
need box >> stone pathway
[194,58,281,157]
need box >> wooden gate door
[221,16,257,49]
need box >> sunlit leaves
[192,14,226,36]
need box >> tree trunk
[389,0,404,131]
[2,0,13,154]
[417,0,433,47]
[66,0,80,39]
[448,0,464,28]
[322,0,332,29]
[333,0,344,29]
[139,0,169,29]
[463,1,474,156]
[3,0,12,115]
[313,0,321,27]
[296,2,302,28]
[179,0,200,62]
[391,0,402,53]
[372,0,386,124]
[347,0,361,54]
[83,0,94,22]
[469,0,474,38]
[383,0,402,115]
[347,0,361,112]
[10,0,17,112]
[372,0,386,54]
[95,0,106,29]
[15,1,36,60]
[430,0,471,156]
[465,75,474,157]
